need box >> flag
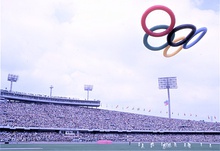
[164,100,169,106]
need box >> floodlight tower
[7,74,19,92]
[158,77,177,118]
[50,85,53,97]
[84,85,93,100]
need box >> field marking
[0,148,43,150]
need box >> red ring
[141,5,176,37]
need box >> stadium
[1,0,219,150]
[0,88,220,150]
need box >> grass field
[0,142,220,151]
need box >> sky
[1,0,219,122]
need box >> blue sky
[194,0,219,12]
[1,0,219,121]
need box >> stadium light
[84,85,93,100]
[158,77,177,118]
[50,85,53,97]
[7,74,19,92]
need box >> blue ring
[183,27,207,49]
[167,24,196,47]
[143,25,175,51]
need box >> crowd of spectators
[0,101,220,142]
[1,101,219,131]
[80,132,220,142]
[0,131,72,142]
[1,131,219,143]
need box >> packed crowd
[79,132,220,142]
[1,131,219,143]
[1,101,219,131]
[0,101,220,142]
[0,131,72,142]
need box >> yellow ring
[163,37,185,57]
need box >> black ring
[167,24,196,47]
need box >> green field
[0,142,219,151]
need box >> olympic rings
[141,5,176,37]
[163,37,185,58]
[143,25,175,51]
[141,5,207,57]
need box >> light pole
[50,85,53,97]
[84,85,93,100]
[158,77,177,118]
[7,74,18,92]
